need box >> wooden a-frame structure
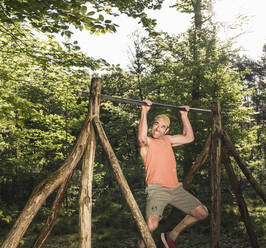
[1,78,265,248]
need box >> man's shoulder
[163,135,172,142]
[139,136,151,148]
[162,135,174,146]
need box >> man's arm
[138,100,152,148]
[167,106,194,147]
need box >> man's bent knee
[190,205,208,220]
[201,205,208,219]
[146,215,160,232]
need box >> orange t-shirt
[142,136,179,188]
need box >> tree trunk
[192,0,202,30]
[79,124,96,248]
[222,130,266,203]
[191,0,202,100]
[221,147,259,248]
[210,101,222,248]
[93,117,156,248]
[79,78,101,248]
[32,172,73,248]
[183,133,211,189]
[0,78,100,248]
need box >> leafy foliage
[0,0,163,36]
[0,0,265,247]
[0,24,95,216]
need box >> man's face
[151,117,169,139]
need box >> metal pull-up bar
[101,94,212,114]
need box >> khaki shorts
[146,183,202,218]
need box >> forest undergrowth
[2,185,264,248]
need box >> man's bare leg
[137,215,160,248]
[169,205,208,241]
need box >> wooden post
[183,133,211,189]
[0,93,94,248]
[221,147,259,248]
[210,101,222,248]
[93,117,156,248]
[222,130,266,203]
[32,172,73,248]
[79,78,101,248]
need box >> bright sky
[71,0,266,69]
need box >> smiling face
[151,116,169,139]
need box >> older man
[137,100,208,248]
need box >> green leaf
[87,11,95,16]
[80,5,87,15]
[98,14,104,21]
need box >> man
[137,100,208,248]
